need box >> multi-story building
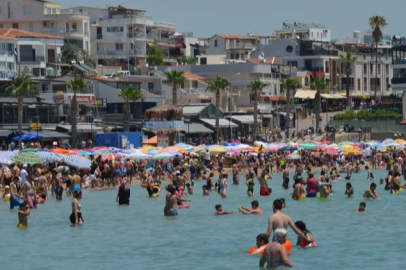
[335,37,393,98]
[391,36,406,95]
[275,22,331,42]
[0,0,90,52]
[65,5,176,67]
[205,34,273,61]
[0,28,63,77]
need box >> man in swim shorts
[258,170,272,196]
[266,199,311,242]
[282,165,289,190]
[238,200,264,215]
[164,186,178,216]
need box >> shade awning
[294,90,316,99]
[200,118,238,128]
[226,115,259,124]
[142,135,157,145]
[329,94,346,99]
[181,123,213,134]
[321,93,337,99]
[400,119,406,125]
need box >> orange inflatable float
[248,239,292,255]
[140,184,148,188]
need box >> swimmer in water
[250,234,269,255]
[259,228,294,268]
[266,199,311,242]
[17,202,30,228]
[202,185,210,196]
[345,182,354,198]
[357,202,366,212]
[186,183,193,195]
[213,204,235,215]
[238,200,264,215]
[294,221,317,248]
[363,182,380,200]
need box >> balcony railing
[155,37,176,43]
[300,49,339,56]
[96,49,146,57]
[226,43,255,50]
[393,59,406,65]
[392,77,406,84]
[42,29,83,36]
[19,56,45,64]
[127,32,146,39]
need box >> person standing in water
[17,202,30,228]
[238,200,263,215]
[70,190,84,225]
[258,170,272,196]
[245,172,255,197]
[164,185,178,216]
[363,182,380,200]
[266,199,311,242]
[260,228,294,268]
[117,178,131,205]
[294,221,317,248]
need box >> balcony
[127,32,146,39]
[226,43,256,50]
[42,29,84,37]
[392,77,406,84]
[19,56,45,64]
[155,37,176,47]
[393,59,406,65]
[96,49,145,58]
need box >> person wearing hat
[20,164,28,184]
[259,228,294,268]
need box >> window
[23,6,32,14]
[250,93,255,102]
[29,23,33,32]
[107,27,123,33]
[363,63,367,74]
[357,78,360,91]
[192,80,198,89]
[12,23,18,29]
[235,53,239,59]
[0,43,5,51]
[378,64,381,74]
[386,77,389,91]
[363,77,367,91]
[51,8,56,14]
[46,7,51,14]
[0,61,6,70]
[214,40,218,47]
[85,41,89,52]
[286,45,293,53]
[317,32,319,39]
[72,23,77,32]
[7,43,13,52]
[115,43,123,51]
[200,57,207,65]
[370,63,373,73]
[386,64,389,74]
[84,22,89,36]
[66,22,70,32]
[148,82,154,90]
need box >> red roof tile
[0,29,63,40]
[183,72,205,81]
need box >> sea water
[1,169,405,270]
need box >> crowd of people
[2,142,406,268]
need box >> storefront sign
[146,121,184,131]
[68,96,96,104]
[53,91,65,104]
[94,99,107,106]
[0,71,18,80]
[157,134,170,148]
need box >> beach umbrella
[279,146,297,152]
[0,156,13,165]
[91,146,109,151]
[157,146,185,154]
[208,146,227,155]
[320,140,331,145]
[12,152,44,165]
[253,141,267,148]
[298,143,318,150]
[36,151,63,163]
[0,151,17,158]
[227,149,241,155]
[343,148,361,155]
[101,153,120,162]
[241,147,256,153]
[383,138,394,144]
[61,155,91,169]
[285,154,301,160]
[325,148,339,155]
[193,146,205,152]
[50,148,70,154]
[288,142,299,148]
[175,143,194,151]
[340,141,354,146]
[153,153,176,160]
[395,139,406,144]
[77,150,93,156]
[146,148,160,155]
[12,133,43,141]
[127,152,152,161]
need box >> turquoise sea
[1,169,404,270]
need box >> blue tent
[12,133,43,141]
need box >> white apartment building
[0,29,63,77]
[275,22,331,42]
[391,37,406,95]
[65,5,176,67]
[0,0,90,53]
[205,34,273,61]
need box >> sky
[58,0,405,39]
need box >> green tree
[279,77,301,138]
[178,56,197,65]
[6,74,37,148]
[118,86,142,131]
[61,42,78,64]
[310,77,330,131]
[66,77,88,148]
[369,16,388,101]
[77,49,96,68]
[249,80,268,138]
[165,70,186,106]
[206,77,230,143]
[340,51,358,108]
[146,45,165,66]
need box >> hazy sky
[58,0,404,39]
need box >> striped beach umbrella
[61,155,91,169]
[12,152,45,165]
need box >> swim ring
[140,184,148,188]
[248,239,292,254]
[4,194,10,202]
[178,205,190,209]
[152,186,161,197]
[293,194,306,201]
[396,187,403,194]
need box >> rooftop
[183,72,206,81]
[0,29,64,40]
[278,21,327,31]
[215,34,270,40]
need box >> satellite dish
[258,51,265,60]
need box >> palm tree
[340,51,358,108]
[206,77,230,143]
[165,70,186,106]
[369,16,388,101]
[146,45,165,67]
[310,77,329,131]
[249,80,268,138]
[66,77,88,148]
[6,74,37,149]
[279,77,301,138]
[118,86,142,132]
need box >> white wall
[309,29,331,42]
[206,35,226,55]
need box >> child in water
[186,183,193,195]
[357,202,366,212]
[345,182,354,198]
[17,202,30,228]
[366,166,374,181]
